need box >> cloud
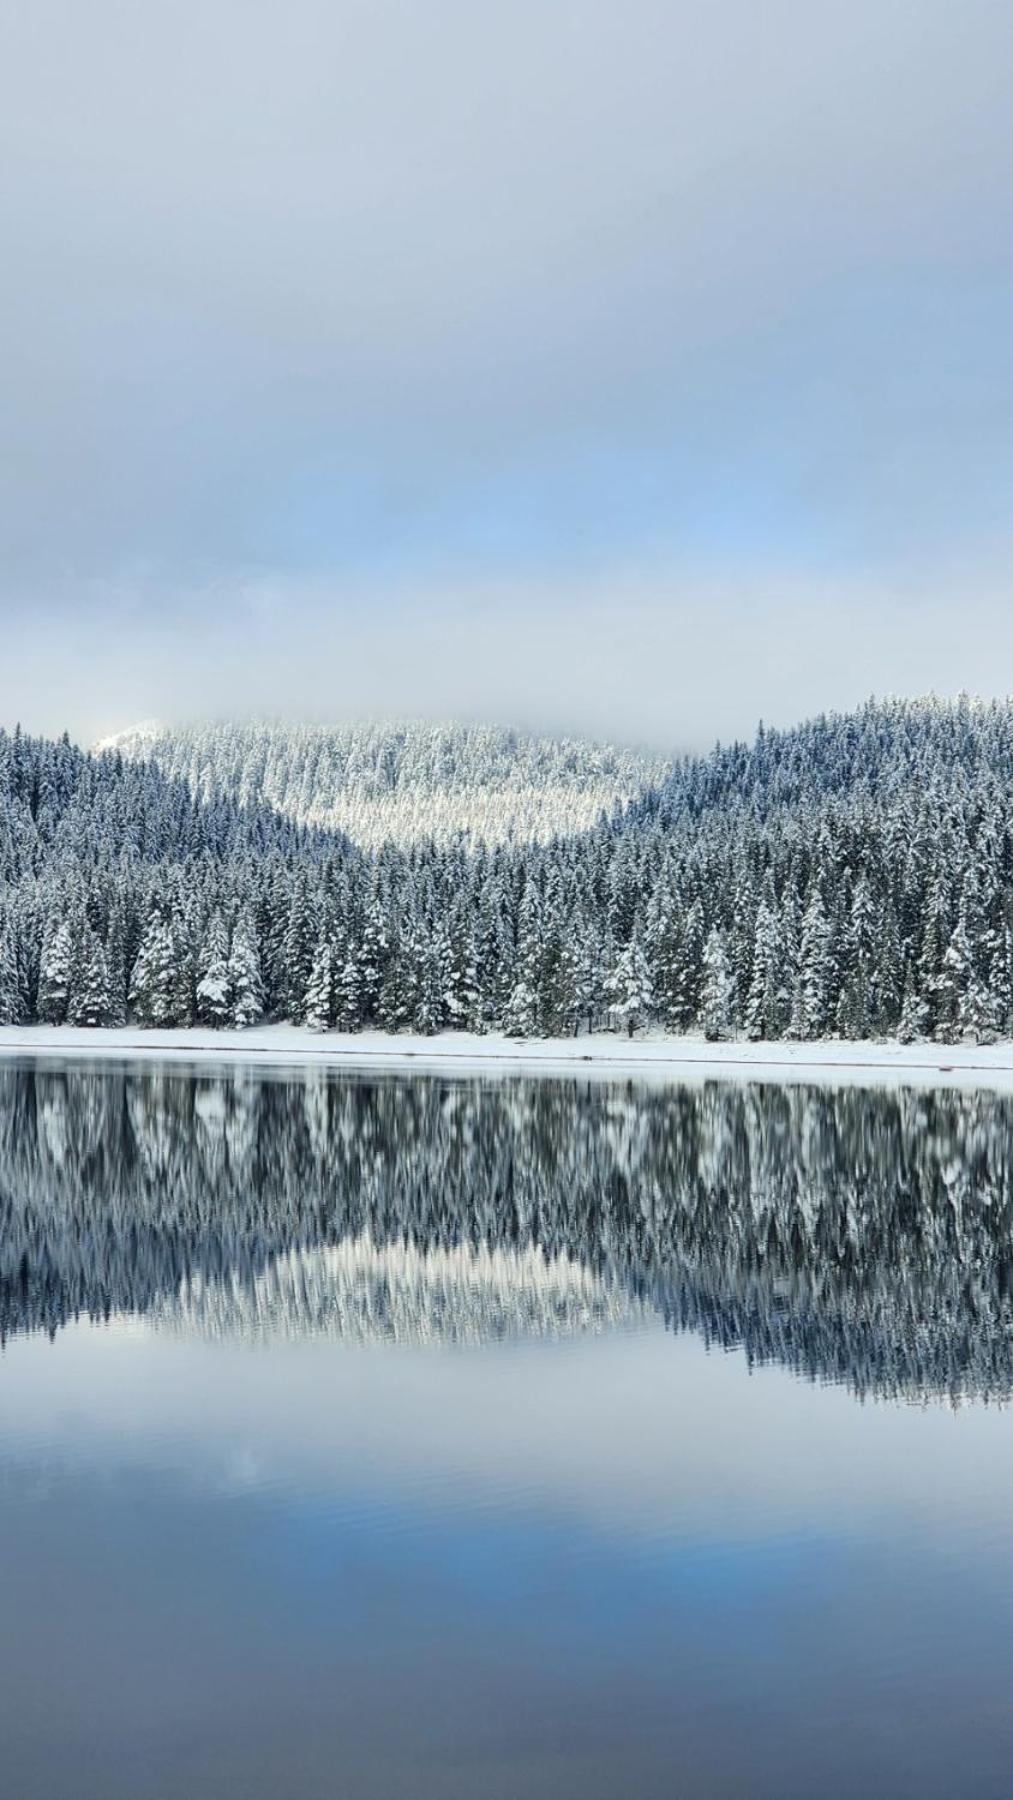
[1,0,1011,732]
[5,561,1013,753]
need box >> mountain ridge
[0,694,1010,1044]
[96,716,671,848]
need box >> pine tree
[938,915,974,1044]
[607,937,654,1038]
[69,930,114,1026]
[958,971,998,1045]
[358,896,388,1025]
[796,892,834,1039]
[504,977,539,1037]
[195,912,232,1027]
[303,936,337,1032]
[377,925,412,1032]
[744,900,782,1041]
[413,940,446,1036]
[335,939,363,1031]
[38,919,74,1025]
[646,895,683,1031]
[228,916,264,1028]
[897,964,929,1042]
[670,898,705,1030]
[918,875,953,1040]
[129,914,182,1027]
[279,874,317,1023]
[700,928,735,1041]
[836,876,878,1039]
[559,925,596,1036]
[0,924,23,1026]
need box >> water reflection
[2,1060,1013,1402]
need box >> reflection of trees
[3,1064,1013,1401]
[153,1240,645,1347]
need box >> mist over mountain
[97,718,670,849]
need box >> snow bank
[1,1025,1013,1090]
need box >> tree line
[3,696,1013,1042]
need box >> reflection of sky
[2,1322,1009,1539]
[4,1322,1013,1795]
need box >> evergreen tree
[195,913,232,1027]
[670,898,705,1030]
[129,914,183,1027]
[228,916,264,1028]
[504,976,539,1037]
[744,900,783,1041]
[607,936,654,1038]
[795,892,834,1039]
[69,930,114,1026]
[700,928,735,1041]
[0,924,23,1025]
[303,936,337,1032]
[38,919,74,1025]
[335,939,364,1031]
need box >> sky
[2,0,1012,749]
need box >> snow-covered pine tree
[195,912,232,1027]
[228,915,264,1028]
[0,922,23,1025]
[607,935,654,1038]
[279,874,318,1023]
[129,913,183,1027]
[412,938,446,1036]
[376,923,412,1032]
[358,894,388,1025]
[303,936,337,1032]
[38,919,75,1026]
[670,898,705,1031]
[335,938,364,1032]
[744,899,782,1041]
[69,929,115,1026]
[700,927,735,1041]
[795,891,834,1040]
[503,976,539,1038]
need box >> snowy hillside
[6,695,1013,1045]
[96,719,669,848]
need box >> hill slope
[4,695,1012,1044]
[97,719,670,848]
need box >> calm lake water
[3,1059,1013,1799]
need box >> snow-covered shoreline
[1,1024,1013,1090]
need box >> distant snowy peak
[96,718,670,848]
[94,719,163,756]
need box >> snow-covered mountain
[97,719,670,848]
[6,694,1013,1044]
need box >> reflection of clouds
[154,1238,644,1348]
[6,1322,1013,1548]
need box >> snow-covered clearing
[1,1025,1013,1091]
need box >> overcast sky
[2,0,1012,749]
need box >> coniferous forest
[3,696,1013,1043]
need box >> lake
[2,1058,1013,1798]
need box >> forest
[2,696,1012,1043]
